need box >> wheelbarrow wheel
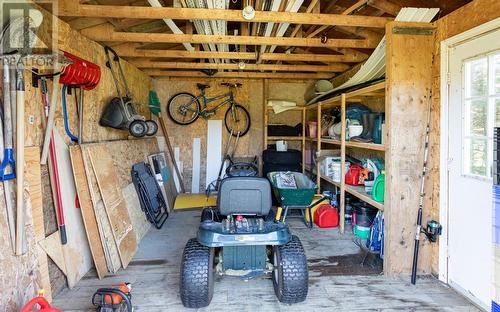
[180,238,214,308]
[272,235,308,304]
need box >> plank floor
[53,210,479,311]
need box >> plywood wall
[428,0,500,275]
[0,5,153,309]
[153,78,310,192]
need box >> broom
[149,91,185,193]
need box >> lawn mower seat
[218,177,271,217]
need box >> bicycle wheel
[167,92,201,125]
[224,104,251,137]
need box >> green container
[354,225,371,239]
[372,171,385,203]
[268,172,317,207]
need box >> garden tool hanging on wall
[1,63,16,252]
[59,51,101,143]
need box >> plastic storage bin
[268,171,317,206]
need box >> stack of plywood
[67,138,161,279]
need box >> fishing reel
[420,220,442,243]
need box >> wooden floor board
[52,210,479,311]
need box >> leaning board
[53,129,93,288]
[69,145,108,279]
[25,147,52,301]
[87,144,137,268]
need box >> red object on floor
[20,295,62,312]
[345,164,362,186]
[314,204,339,228]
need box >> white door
[448,28,500,310]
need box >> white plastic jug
[276,140,288,152]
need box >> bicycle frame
[196,90,235,114]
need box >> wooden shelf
[267,136,304,141]
[308,137,384,151]
[345,140,385,151]
[344,185,384,210]
[320,175,384,210]
[267,106,305,112]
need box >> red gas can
[314,204,339,228]
[345,164,362,186]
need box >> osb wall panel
[428,0,500,275]
[25,6,152,147]
[0,6,153,310]
[153,78,310,192]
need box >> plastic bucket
[307,121,318,138]
[354,225,371,238]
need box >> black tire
[272,235,308,304]
[180,238,215,308]
[129,120,147,137]
[167,92,201,125]
[145,120,158,136]
[224,104,251,137]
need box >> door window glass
[463,51,500,178]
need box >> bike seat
[197,83,210,90]
[221,82,242,88]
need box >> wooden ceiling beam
[80,24,379,49]
[114,44,367,63]
[144,70,333,79]
[366,0,402,16]
[132,60,350,72]
[58,4,393,28]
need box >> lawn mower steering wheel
[225,162,258,177]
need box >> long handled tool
[1,65,15,251]
[410,91,441,284]
[149,91,185,192]
[0,64,16,252]
[41,77,67,245]
[15,61,25,255]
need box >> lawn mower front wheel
[180,238,215,308]
[272,235,308,304]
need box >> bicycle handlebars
[221,82,242,88]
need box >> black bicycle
[167,83,251,136]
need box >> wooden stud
[80,24,380,49]
[340,94,346,234]
[132,60,350,72]
[302,107,306,174]
[316,103,322,193]
[60,4,393,28]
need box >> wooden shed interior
[0,0,499,311]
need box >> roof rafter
[80,24,380,49]
[131,60,350,72]
[113,44,367,63]
[144,70,333,79]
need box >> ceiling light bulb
[242,5,255,21]
[238,61,246,70]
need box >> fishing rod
[411,91,442,285]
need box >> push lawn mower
[180,177,308,308]
[100,46,158,137]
